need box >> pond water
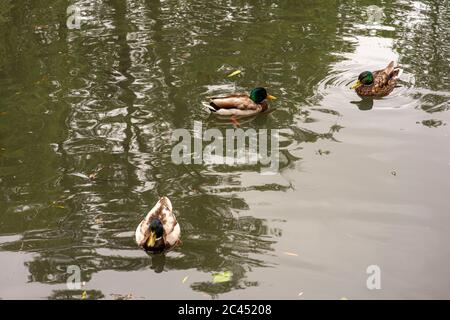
[0,0,449,299]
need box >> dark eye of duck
[249,87,268,103]
[149,219,164,238]
[358,71,374,85]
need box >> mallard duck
[207,87,276,117]
[135,196,181,253]
[351,61,402,97]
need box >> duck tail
[208,102,219,112]
[385,61,395,74]
[392,65,403,79]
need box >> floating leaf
[51,202,65,209]
[227,70,241,78]
[283,251,298,257]
[81,291,87,300]
[212,271,233,284]
[89,165,104,180]
[94,218,103,224]
[317,149,331,156]
[182,276,189,284]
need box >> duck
[135,196,181,253]
[207,87,276,117]
[351,61,402,97]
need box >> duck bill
[146,231,156,247]
[266,94,277,100]
[351,80,362,90]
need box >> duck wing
[373,61,401,87]
[209,93,259,111]
[154,197,178,237]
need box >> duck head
[351,71,374,89]
[249,87,276,103]
[147,218,164,248]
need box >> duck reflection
[149,253,166,273]
[351,97,374,111]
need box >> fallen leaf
[227,70,242,77]
[110,293,133,300]
[51,202,65,209]
[89,165,104,180]
[81,291,87,300]
[283,251,299,257]
[212,271,233,284]
[317,149,331,156]
[182,276,189,284]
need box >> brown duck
[135,197,181,253]
[207,87,276,117]
[351,61,402,97]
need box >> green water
[0,0,449,299]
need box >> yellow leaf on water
[182,276,189,284]
[212,271,233,284]
[283,251,298,257]
[51,202,65,209]
[227,70,241,77]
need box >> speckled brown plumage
[356,61,401,97]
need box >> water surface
[0,0,449,299]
